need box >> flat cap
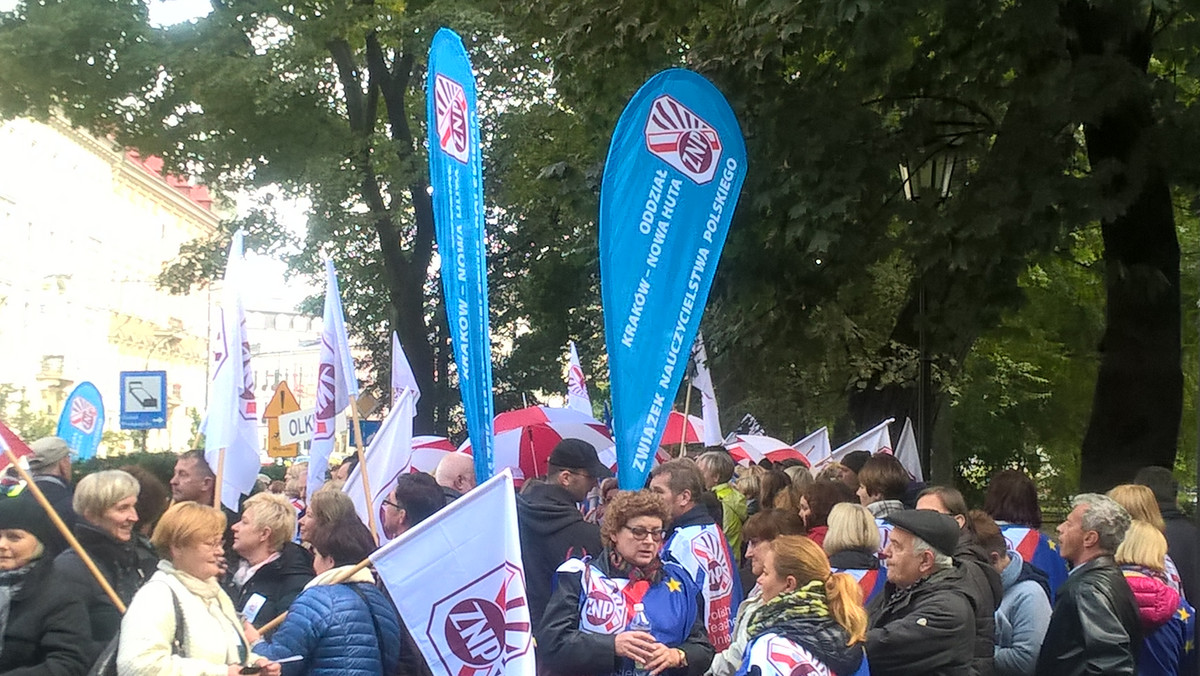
[886,509,960,558]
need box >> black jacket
[0,557,92,676]
[866,565,977,676]
[51,523,157,657]
[16,476,77,557]
[955,533,1002,676]
[1034,555,1141,676]
[538,551,713,676]
[516,482,602,631]
[753,613,865,676]
[1160,504,1198,604]
[828,548,880,571]
[229,541,314,627]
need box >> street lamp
[898,149,958,481]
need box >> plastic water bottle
[628,603,653,675]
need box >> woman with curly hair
[539,490,714,676]
[742,535,869,675]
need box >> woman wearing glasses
[539,490,714,675]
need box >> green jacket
[713,482,747,562]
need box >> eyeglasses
[622,526,667,542]
[382,499,402,511]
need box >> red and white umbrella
[494,405,600,431]
[404,436,459,474]
[459,420,614,480]
[726,434,811,468]
[660,411,706,447]
[596,445,671,475]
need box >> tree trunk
[1065,2,1181,491]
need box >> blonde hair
[1107,484,1166,533]
[768,535,868,644]
[151,501,226,559]
[733,466,763,499]
[823,503,880,556]
[242,492,297,552]
[786,465,814,495]
[74,470,140,522]
[1115,519,1168,571]
[284,461,308,500]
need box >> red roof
[125,151,213,211]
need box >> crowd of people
[1,433,1197,676]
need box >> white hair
[911,535,955,571]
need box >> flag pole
[258,554,375,634]
[348,396,379,542]
[678,377,693,457]
[214,447,225,509]
[2,445,126,613]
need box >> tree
[513,0,1200,487]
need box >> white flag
[344,389,416,544]
[691,333,722,446]
[565,340,592,417]
[391,331,420,410]
[372,470,534,676]
[895,417,924,482]
[817,418,895,469]
[792,427,832,466]
[202,231,260,511]
[309,259,359,495]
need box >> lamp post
[898,150,957,481]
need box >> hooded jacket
[994,550,1051,676]
[1034,555,1141,676]
[955,533,1002,676]
[52,522,158,656]
[516,481,603,632]
[1121,567,1195,676]
[229,542,314,627]
[866,564,977,676]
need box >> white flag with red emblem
[308,259,359,495]
[391,331,420,410]
[343,390,415,544]
[818,418,895,469]
[690,332,722,446]
[565,341,592,417]
[372,470,534,676]
[202,231,261,511]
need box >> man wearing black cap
[866,509,976,676]
[517,438,608,633]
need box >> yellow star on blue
[666,578,683,593]
[1178,607,1191,621]
[1047,540,1057,550]
[1185,639,1194,654]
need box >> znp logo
[427,562,531,676]
[434,74,471,164]
[644,94,723,184]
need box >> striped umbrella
[726,434,811,467]
[459,421,614,480]
[661,411,706,447]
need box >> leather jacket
[1034,555,1141,676]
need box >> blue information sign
[119,370,168,430]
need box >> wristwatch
[675,648,688,667]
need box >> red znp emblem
[644,95,723,184]
[70,397,98,434]
[434,74,471,164]
[428,562,532,676]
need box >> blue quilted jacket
[253,582,402,676]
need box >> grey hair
[911,535,955,571]
[1072,493,1131,554]
[74,470,140,521]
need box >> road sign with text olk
[263,381,301,457]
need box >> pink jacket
[1122,569,1180,630]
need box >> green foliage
[72,451,178,487]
